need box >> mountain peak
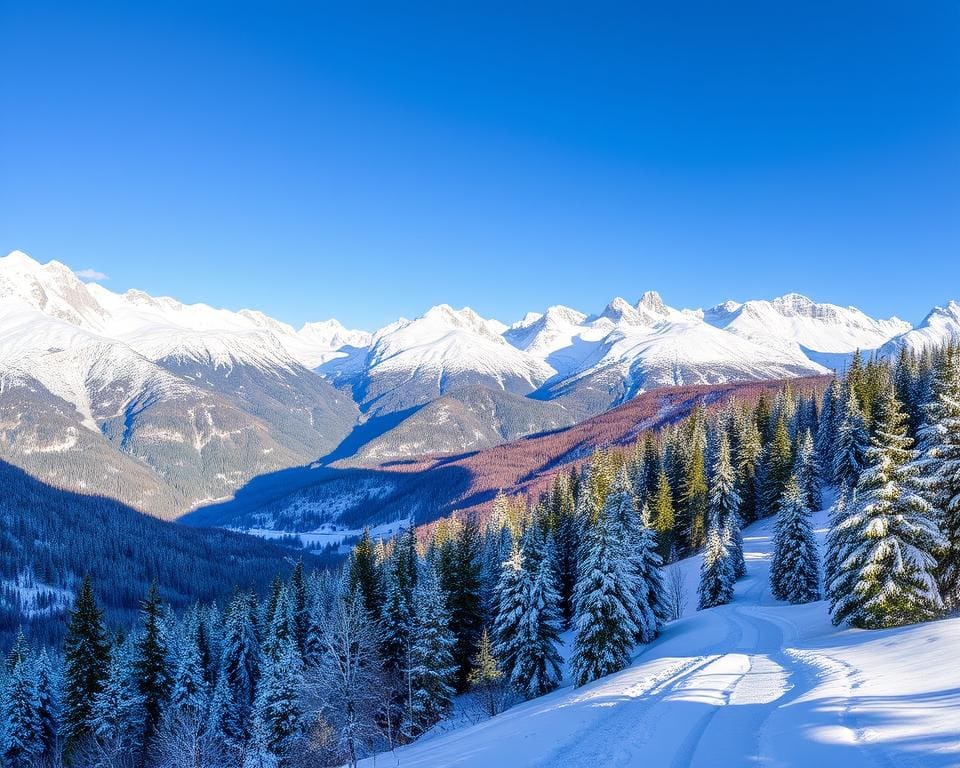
[637,290,668,315]
[3,249,42,268]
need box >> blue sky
[2,1,957,330]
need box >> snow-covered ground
[359,510,960,768]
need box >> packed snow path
[360,512,960,768]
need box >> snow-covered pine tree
[408,562,457,735]
[761,413,793,517]
[794,428,823,513]
[509,532,563,699]
[770,475,821,604]
[833,386,869,491]
[34,648,60,763]
[491,546,526,681]
[89,638,145,766]
[913,346,960,608]
[135,582,172,751]
[250,635,304,766]
[63,576,109,743]
[570,496,643,686]
[709,433,745,579]
[605,468,658,643]
[830,385,946,628]
[1,641,42,768]
[652,468,676,560]
[734,405,763,524]
[216,591,261,754]
[815,379,842,477]
[697,514,735,610]
[467,628,509,718]
[637,503,669,637]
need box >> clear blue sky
[2,1,958,330]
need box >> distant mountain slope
[878,300,960,358]
[0,251,358,518]
[185,376,830,535]
[345,385,578,464]
[0,460,319,649]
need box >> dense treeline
[0,461,323,650]
[1,345,957,766]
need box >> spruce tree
[491,547,527,683]
[680,413,709,551]
[349,529,384,623]
[794,428,823,512]
[770,476,821,604]
[509,531,563,699]
[637,504,669,638]
[135,582,171,751]
[467,629,509,718]
[217,591,261,754]
[833,387,869,492]
[1,645,42,768]
[710,433,745,579]
[914,348,960,607]
[734,407,763,524]
[652,468,676,560]
[439,516,484,692]
[570,498,642,686]
[697,515,735,610]
[90,639,145,764]
[408,563,457,735]
[761,413,793,517]
[250,635,303,764]
[830,386,945,628]
[63,576,109,743]
[34,648,60,763]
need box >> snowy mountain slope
[358,510,960,768]
[344,384,577,464]
[0,251,359,518]
[322,304,556,417]
[528,294,831,417]
[877,300,960,358]
[703,293,911,367]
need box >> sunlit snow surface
[358,510,960,768]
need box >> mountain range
[2,249,957,521]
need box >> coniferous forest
[2,344,959,767]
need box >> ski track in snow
[360,512,960,768]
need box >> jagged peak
[637,290,669,316]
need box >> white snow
[878,300,960,359]
[358,510,960,768]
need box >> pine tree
[570,497,642,686]
[34,648,60,762]
[710,433,745,579]
[815,379,842,477]
[491,547,526,684]
[698,515,735,610]
[467,629,509,718]
[680,412,709,551]
[217,591,261,754]
[830,386,946,628]
[761,413,793,517]
[90,639,145,764]
[734,407,763,524]
[408,563,457,735]
[509,531,563,699]
[349,529,384,623]
[438,516,484,692]
[794,428,823,512]
[1,643,42,768]
[63,576,109,743]
[636,504,670,638]
[652,468,676,560]
[289,560,310,659]
[250,635,303,764]
[770,476,821,604]
[914,348,960,607]
[833,387,869,492]
[135,582,171,751]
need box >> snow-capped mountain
[877,300,960,358]
[321,304,555,417]
[1,249,951,517]
[703,293,911,367]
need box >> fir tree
[467,629,509,718]
[710,433,745,579]
[491,547,526,684]
[680,412,709,551]
[570,497,642,686]
[833,387,869,491]
[349,529,384,624]
[90,639,145,765]
[509,532,563,699]
[1,644,42,768]
[439,516,484,692]
[250,636,304,765]
[135,582,172,751]
[697,515,735,610]
[830,386,946,628]
[770,476,821,604]
[794,428,823,512]
[217,592,261,754]
[734,407,763,523]
[63,576,109,743]
[34,648,61,762]
[408,563,457,735]
[914,348,960,607]
[762,413,793,517]
[652,468,676,560]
